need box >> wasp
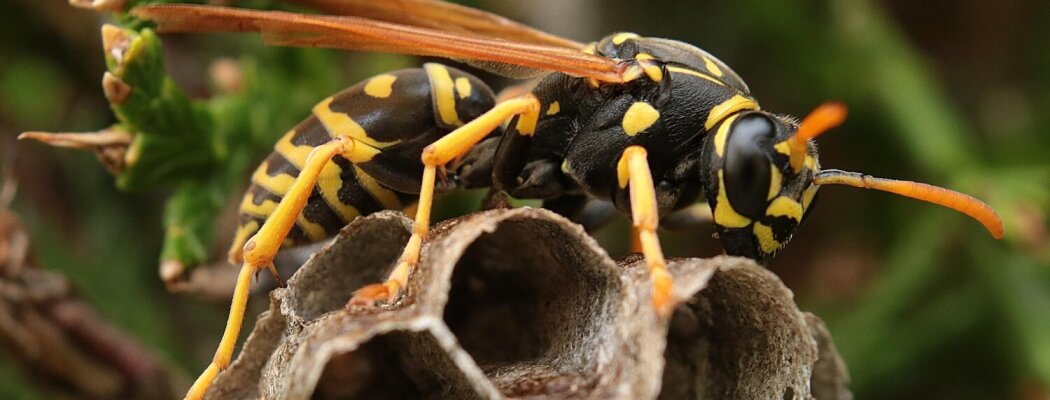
[29,1,1006,398]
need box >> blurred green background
[1,0,1048,399]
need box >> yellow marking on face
[251,161,295,196]
[622,101,660,136]
[702,55,724,77]
[363,74,397,98]
[547,101,560,116]
[353,166,401,210]
[713,114,740,158]
[667,66,725,86]
[802,184,819,211]
[774,141,791,157]
[455,77,472,99]
[612,32,639,45]
[582,43,596,55]
[705,94,760,131]
[768,164,782,201]
[561,159,571,174]
[766,196,803,221]
[424,63,463,126]
[753,222,780,254]
[230,220,259,256]
[714,170,752,228]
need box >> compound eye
[723,114,776,219]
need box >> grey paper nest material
[206,208,851,400]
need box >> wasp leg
[186,136,365,400]
[348,95,542,306]
[618,146,675,317]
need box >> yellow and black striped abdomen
[230,65,496,262]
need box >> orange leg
[618,146,675,317]
[349,95,541,306]
[185,136,369,400]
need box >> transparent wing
[133,4,627,81]
[288,0,584,49]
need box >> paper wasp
[23,1,1005,398]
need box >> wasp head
[699,105,837,263]
[701,102,1003,264]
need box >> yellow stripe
[455,77,472,99]
[296,215,327,241]
[251,161,295,196]
[774,141,791,157]
[316,162,360,223]
[612,32,639,45]
[313,97,398,151]
[753,222,780,254]
[667,66,725,87]
[273,130,361,220]
[353,166,401,210]
[702,55,724,77]
[766,196,803,221]
[705,94,759,131]
[713,114,740,158]
[239,191,277,217]
[230,220,259,257]
[238,192,325,241]
[424,63,463,126]
[275,129,311,169]
[768,163,782,200]
[714,170,752,228]
[582,43,596,55]
[363,74,397,98]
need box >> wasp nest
[205,208,850,400]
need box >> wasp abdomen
[230,65,496,262]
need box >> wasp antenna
[788,102,847,172]
[813,169,1004,239]
[18,130,132,149]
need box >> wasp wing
[288,0,584,49]
[132,4,626,81]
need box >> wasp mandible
[30,1,1006,398]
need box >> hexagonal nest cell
[205,208,851,400]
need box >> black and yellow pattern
[230,65,496,262]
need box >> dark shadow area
[287,214,411,321]
[313,335,421,400]
[441,218,618,396]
